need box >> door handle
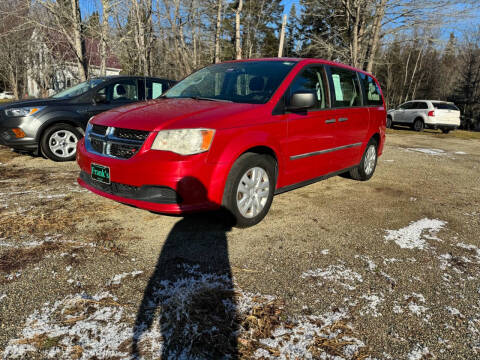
[338,117,348,122]
[325,119,336,124]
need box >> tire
[40,123,82,162]
[413,118,424,132]
[441,128,450,134]
[386,116,392,129]
[222,153,276,228]
[349,140,378,181]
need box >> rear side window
[433,102,459,111]
[287,65,329,110]
[416,102,428,109]
[359,73,383,106]
[329,67,362,107]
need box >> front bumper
[0,115,41,150]
[76,138,225,214]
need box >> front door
[280,65,338,185]
[86,79,139,119]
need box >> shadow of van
[131,177,239,359]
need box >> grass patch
[0,242,62,273]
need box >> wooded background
[1,0,480,129]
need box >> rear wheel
[222,153,276,228]
[413,119,424,132]
[386,116,392,129]
[40,123,82,162]
[441,128,450,134]
[349,140,378,181]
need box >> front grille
[90,137,104,153]
[110,143,141,159]
[87,125,149,159]
[92,124,108,135]
[114,128,150,141]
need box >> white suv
[0,91,14,100]
[387,100,460,133]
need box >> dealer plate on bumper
[91,163,110,184]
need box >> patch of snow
[320,249,329,255]
[385,218,446,250]
[0,293,6,302]
[107,270,143,286]
[445,306,462,317]
[407,345,433,360]
[406,148,445,156]
[360,294,384,317]
[454,151,467,155]
[302,264,363,290]
[355,255,376,270]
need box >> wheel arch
[206,133,283,205]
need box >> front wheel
[441,128,450,134]
[40,123,82,162]
[349,141,378,181]
[222,153,276,228]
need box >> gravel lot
[0,129,479,359]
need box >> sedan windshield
[52,79,106,99]
[166,61,297,104]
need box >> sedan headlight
[4,106,45,117]
[151,128,215,155]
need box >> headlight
[151,128,215,155]
[4,106,45,117]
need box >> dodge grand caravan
[77,59,386,227]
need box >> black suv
[0,76,175,161]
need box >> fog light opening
[12,128,26,138]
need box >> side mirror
[287,92,316,112]
[94,93,107,104]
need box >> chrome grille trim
[85,125,149,159]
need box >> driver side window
[287,66,328,110]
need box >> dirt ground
[0,129,479,359]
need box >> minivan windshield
[165,61,297,104]
[52,79,106,99]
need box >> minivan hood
[91,98,262,131]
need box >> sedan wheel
[41,123,82,162]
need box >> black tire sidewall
[413,119,424,132]
[386,117,392,128]
[223,153,276,228]
[355,141,378,181]
[41,123,82,162]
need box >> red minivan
[77,59,386,227]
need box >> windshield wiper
[186,96,233,103]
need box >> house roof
[41,30,121,70]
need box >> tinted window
[97,79,138,103]
[359,73,383,106]
[416,102,428,109]
[287,65,328,110]
[166,61,297,104]
[329,67,362,107]
[146,80,166,99]
[399,102,416,110]
[433,102,459,111]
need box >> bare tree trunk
[366,0,387,73]
[71,0,87,81]
[100,0,110,76]
[235,0,243,60]
[214,0,222,63]
[278,14,287,57]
